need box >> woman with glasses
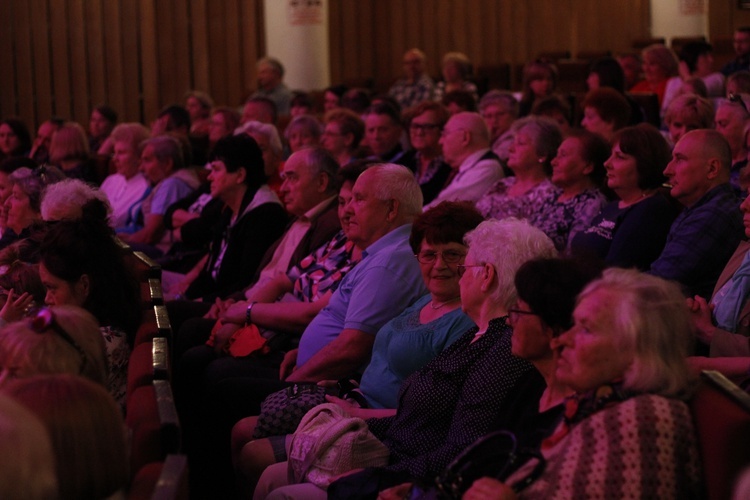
[255,218,558,499]
[320,108,365,167]
[402,101,453,205]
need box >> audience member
[99,122,151,228]
[519,60,558,117]
[617,52,642,90]
[284,114,323,153]
[0,118,32,162]
[715,95,750,194]
[364,102,407,164]
[722,27,750,76]
[389,48,435,110]
[580,87,631,142]
[88,104,118,155]
[727,70,750,96]
[29,117,64,164]
[0,156,36,236]
[531,94,572,135]
[587,56,645,125]
[570,124,679,270]
[441,89,478,114]
[401,101,452,204]
[342,88,372,115]
[185,90,214,136]
[237,120,285,196]
[251,57,293,117]
[650,129,743,299]
[289,92,314,117]
[241,96,277,125]
[209,106,241,152]
[151,104,191,138]
[426,112,504,208]
[433,52,478,103]
[479,90,519,164]
[48,122,96,183]
[323,85,348,113]
[630,44,679,107]
[474,116,560,219]
[663,41,725,116]
[41,178,111,222]
[321,108,365,166]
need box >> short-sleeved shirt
[296,224,427,367]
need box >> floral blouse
[475,177,557,221]
[101,325,130,413]
[529,187,608,252]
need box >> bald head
[685,129,732,174]
[665,129,731,207]
[451,112,490,145]
[439,112,492,168]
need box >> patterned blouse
[475,177,557,221]
[287,230,360,302]
[101,325,130,413]
[529,187,608,252]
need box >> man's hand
[279,348,298,380]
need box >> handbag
[409,431,546,500]
[287,403,390,489]
[252,383,328,439]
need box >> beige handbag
[287,403,390,489]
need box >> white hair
[366,164,423,221]
[41,179,112,222]
[234,120,283,158]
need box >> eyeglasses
[415,250,466,264]
[29,308,88,374]
[410,123,441,133]
[456,264,484,277]
[729,93,749,115]
[508,308,540,324]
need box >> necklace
[430,296,461,310]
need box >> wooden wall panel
[12,2,35,124]
[29,0,53,125]
[68,0,90,124]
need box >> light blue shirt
[296,224,428,367]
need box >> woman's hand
[463,477,517,500]
[377,482,413,500]
[324,394,358,416]
[686,296,716,344]
[0,290,33,323]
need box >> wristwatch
[246,301,258,325]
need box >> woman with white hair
[236,120,285,197]
[257,218,558,499]
[463,268,702,499]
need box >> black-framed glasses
[508,308,541,324]
[29,308,88,374]
[415,250,466,264]
[729,93,749,115]
[410,123,441,133]
[456,264,484,277]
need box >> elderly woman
[321,108,365,167]
[528,130,609,252]
[580,88,632,143]
[256,218,558,499]
[48,122,96,183]
[99,123,151,228]
[41,178,111,223]
[570,124,680,270]
[237,120,285,196]
[519,61,558,118]
[117,134,200,253]
[284,115,323,154]
[479,91,519,164]
[630,44,679,106]
[0,165,65,251]
[0,119,31,162]
[463,269,702,499]
[402,101,452,204]
[39,217,141,410]
[663,93,715,146]
[433,52,478,104]
[475,116,561,220]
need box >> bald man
[424,112,504,209]
[649,129,744,298]
[388,48,435,109]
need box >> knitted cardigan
[512,394,702,499]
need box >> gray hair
[464,218,557,309]
[284,115,324,141]
[9,166,66,212]
[479,90,519,118]
[140,135,184,170]
[302,147,341,195]
[367,163,423,222]
[512,115,563,167]
[577,268,695,398]
[235,120,283,158]
[110,123,150,152]
[41,179,112,222]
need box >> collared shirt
[296,224,427,367]
[388,74,435,109]
[649,183,744,299]
[251,82,293,115]
[425,148,504,209]
[256,195,337,286]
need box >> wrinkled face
[287,128,318,153]
[89,110,113,139]
[481,103,514,141]
[365,113,402,157]
[604,142,639,193]
[344,170,391,249]
[581,106,613,139]
[209,113,231,144]
[554,288,634,392]
[734,31,750,57]
[112,141,140,179]
[207,160,244,201]
[416,240,466,300]
[663,133,712,207]
[39,262,87,307]
[338,181,354,236]
[185,96,206,121]
[248,132,278,178]
[139,145,171,185]
[409,110,442,152]
[509,299,553,361]
[507,130,538,171]
[280,152,322,216]
[715,105,748,157]
[551,137,591,188]
[324,91,341,112]
[321,122,348,156]
[0,124,21,156]
[5,183,37,233]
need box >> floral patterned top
[101,325,130,413]
[287,230,360,302]
[475,177,557,221]
[529,187,608,252]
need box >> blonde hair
[49,122,89,164]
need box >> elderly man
[388,48,435,109]
[424,112,504,209]
[715,96,750,195]
[722,27,750,76]
[650,129,744,299]
[365,102,407,164]
[250,57,293,117]
[479,90,519,165]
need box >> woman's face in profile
[39,263,87,308]
[553,287,633,392]
[5,184,37,233]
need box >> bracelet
[246,301,258,325]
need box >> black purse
[410,431,546,500]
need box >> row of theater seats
[119,244,189,500]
